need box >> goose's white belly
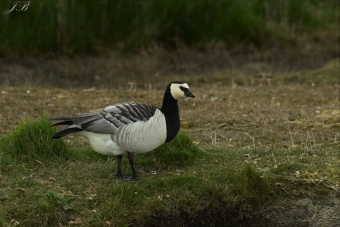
[77,131,126,156]
[77,109,167,155]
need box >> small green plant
[138,131,205,167]
[38,192,73,212]
[0,116,69,168]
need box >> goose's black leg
[127,152,139,180]
[115,155,124,179]
[115,155,132,180]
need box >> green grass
[0,117,273,226]
[0,0,338,54]
[0,116,69,170]
[0,209,6,227]
[0,115,338,226]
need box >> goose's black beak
[185,89,195,98]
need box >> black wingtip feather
[51,121,73,127]
[52,128,83,139]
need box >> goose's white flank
[48,82,195,180]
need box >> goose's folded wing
[48,102,157,134]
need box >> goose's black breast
[164,112,180,142]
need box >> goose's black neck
[161,89,180,142]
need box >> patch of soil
[140,194,340,227]
[261,194,340,227]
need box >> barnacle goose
[48,82,195,180]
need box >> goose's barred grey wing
[48,102,157,135]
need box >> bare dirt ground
[0,41,339,226]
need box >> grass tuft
[236,165,272,200]
[0,116,69,168]
[138,131,205,168]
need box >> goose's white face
[170,83,195,100]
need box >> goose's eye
[180,86,188,93]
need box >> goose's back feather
[48,102,158,135]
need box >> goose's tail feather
[48,116,83,139]
[52,128,83,139]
